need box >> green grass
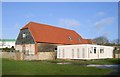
[47,58,120,65]
[2,58,112,75]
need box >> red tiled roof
[21,22,91,45]
[85,39,93,44]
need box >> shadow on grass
[106,59,120,64]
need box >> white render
[57,44,114,60]
[0,40,16,48]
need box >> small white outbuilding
[57,44,114,60]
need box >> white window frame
[100,48,104,54]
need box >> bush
[2,47,10,52]
[2,46,15,52]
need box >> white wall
[57,44,113,60]
[57,45,87,59]
[0,41,15,48]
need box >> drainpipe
[35,43,38,54]
[35,42,38,60]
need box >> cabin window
[100,48,104,53]
[77,48,80,58]
[90,47,93,53]
[94,47,96,54]
[90,50,92,53]
[68,36,72,40]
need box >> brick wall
[38,52,55,60]
[1,52,24,60]
[115,54,120,58]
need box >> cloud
[94,17,114,29]
[85,12,106,24]
[96,12,106,16]
[59,18,80,27]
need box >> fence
[1,52,23,60]
[115,54,120,58]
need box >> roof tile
[21,22,91,45]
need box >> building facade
[57,44,113,60]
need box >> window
[22,33,26,38]
[78,38,81,41]
[90,50,92,53]
[77,48,80,58]
[90,47,93,53]
[100,48,104,53]
[94,47,96,54]
[68,36,72,40]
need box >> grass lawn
[2,58,113,75]
[47,58,120,65]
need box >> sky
[2,2,118,41]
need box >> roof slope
[85,39,93,44]
[21,22,89,44]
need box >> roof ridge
[21,22,31,30]
[29,21,74,31]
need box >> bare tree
[93,36,109,45]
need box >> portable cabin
[57,44,114,60]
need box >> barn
[15,22,92,60]
[57,44,114,60]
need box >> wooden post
[35,43,38,54]
[35,43,39,60]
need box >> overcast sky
[2,2,118,41]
